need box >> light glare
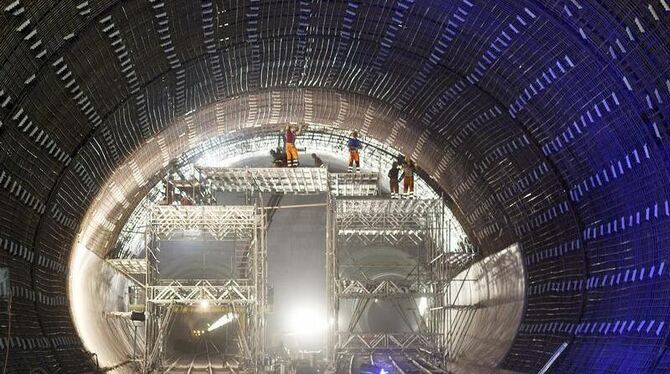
[207,312,236,332]
[418,297,428,316]
[288,306,328,336]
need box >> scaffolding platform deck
[200,166,329,194]
[107,258,147,274]
[336,199,439,228]
[330,172,379,197]
[198,166,380,196]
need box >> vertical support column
[143,220,150,373]
[426,200,447,363]
[254,204,268,370]
[325,192,338,362]
[143,211,157,373]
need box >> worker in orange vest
[284,124,302,167]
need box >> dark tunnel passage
[1,0,670,373]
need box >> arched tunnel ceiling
[0,0,669,372]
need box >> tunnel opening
[68,124,523,373]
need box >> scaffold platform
[200,166,329,194]
[330,172,379,197]
[107,258,147,274]
[198,166,380,196]
[336,198,438,231]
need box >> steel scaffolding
[198,167,380,197]
[199,167,329,194]
[105,166,476,372]
[327,198,478,366]
[141,204,266,373]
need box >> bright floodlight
[207,312,236,332]
[199,300,210,311]
[288,306,328,336]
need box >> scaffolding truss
[150,205,256,240]
[105,165,476,372]
[327,197,478,364]
[335,279,442,299]
[148,279,255,305]
[140,204,266,373]
[336,332,441,352]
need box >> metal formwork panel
[200,166,329,194]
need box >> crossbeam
[150,205,257,240]
[336,332,440,352]
[147,279,255,305]
[336,279,446,299]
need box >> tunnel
[1,0,670,373]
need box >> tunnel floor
[163,337,231,374]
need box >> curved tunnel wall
[0,0,669,372]
[446,244,525,373]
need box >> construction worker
[284,124,302,167]
[388,161,400,198]
[311,153,324,167]
[165,175,175,204]
[401,159,415,198]
[270,148,285,167]
[347,131,362,173]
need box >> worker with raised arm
[284,123,302,167]
[347,130,362,173]
[400,158,415,198]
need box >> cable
[3,293,12,374]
